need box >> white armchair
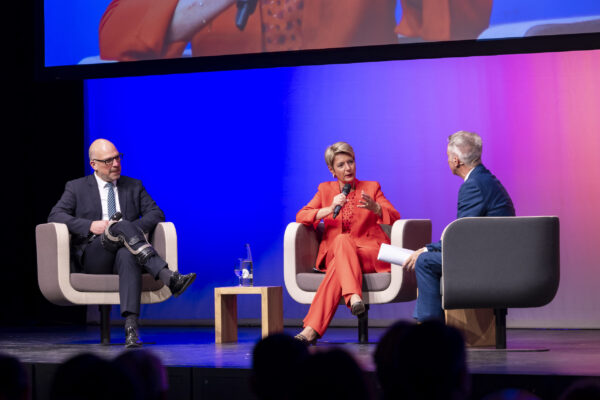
[284,219,432,343]
[35,222,178,344]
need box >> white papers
[377,243,414,266]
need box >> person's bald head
[89,139,122,182]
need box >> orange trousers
[303,234,390,336]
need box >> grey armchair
[284,219,432,343]
[441,216,560,349]
[35,222,177,344]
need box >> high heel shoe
[351,300,366,316]
[294,333,318,346]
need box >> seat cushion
[296,272,391,292]
[70,273,164,292]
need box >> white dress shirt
[94,172,122,220]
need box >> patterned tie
[106,182,116,219]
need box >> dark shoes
[168,271,197,297]
[294,333,318,346]
[351,300,366,316]
[125,326,142,348]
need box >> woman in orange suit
[99,0,398,61]
[295,142,400,344]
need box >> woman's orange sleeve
[99,0,188,61]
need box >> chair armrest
[35,223,73,305]
[283,222,320,303]
[441,216,560,309]
[368,219,432,303]
[151,222,178,273]
[390,219,432,249]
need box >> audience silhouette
[113,350,169,400]
[251,333,309,400]
[293,347,370,400]
[50,353,138,400]
[374,320,469,400]
[560,379,600,400]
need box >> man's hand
[90,220,109,235]
[403,247,427,271]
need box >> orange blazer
[99,0,398,61]
[395,0,493,41]
[296,180,400,270]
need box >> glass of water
[234,258,243,286]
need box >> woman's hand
[331,192,348,210]
[314,193,347,220]
[358,191,381,216]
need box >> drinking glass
[234,258,243,286]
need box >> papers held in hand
[377,243,414,266]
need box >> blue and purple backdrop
[85,48,600,329]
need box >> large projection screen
[43,1,600,78]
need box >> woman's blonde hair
[325,142,355,169]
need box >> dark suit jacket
[427,164,515,251]
[48,174,165,267]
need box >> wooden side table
[214,286,283,343]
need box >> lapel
[117,177,128,217]
[87,174,103,220]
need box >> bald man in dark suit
[49,138,196,347]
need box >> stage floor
[2,325,600,375]
[1,326,599,400]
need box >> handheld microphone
[235,0,258,31]
[333,183,352,219]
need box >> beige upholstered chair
[35,222,177,344]
[441,216,560,349]
[284,219,432,343]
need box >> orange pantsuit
[395,0,493,41]
[99,0,398,61]
[296,180,400,336]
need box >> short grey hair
[447,131,482,166]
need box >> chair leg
[494,308,507,349]
[358,304,370,344]
[99,305,112,345]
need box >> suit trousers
[81,226,167,316]
[413,251,444,322]
[303,234,380,336]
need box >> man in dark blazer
[403,131,515,322]
[48,138,196,347]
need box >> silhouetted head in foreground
[374,320,469,400]
[251,333,309,400]
[50,353,137,400]
[294,347,370,400]
[113,350,168,400]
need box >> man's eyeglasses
[93,154,123,166]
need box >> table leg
[261,286,283,338]
[215,292,238,343]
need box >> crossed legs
[300,234,378,340]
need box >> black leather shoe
[125,326,142,348]
[168,272,197,297]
